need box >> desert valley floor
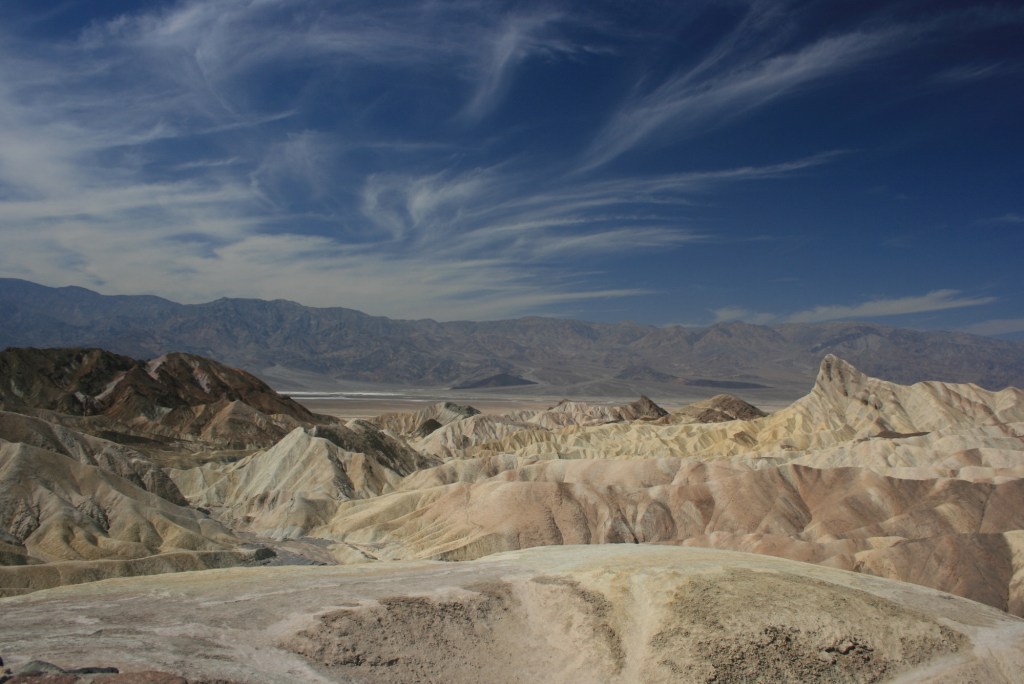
[2,348,1024,682]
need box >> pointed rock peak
[433,402,480,424]
[696,394,767,422]
[626,395,669,420]
[439,401,480,416]
[815,355,869,395]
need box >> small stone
[12,661,67,676]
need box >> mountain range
[3,278,1023,397]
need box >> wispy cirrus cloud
[960,318,1024,337]
[932,62,1007,83]
[713,290,997,326]
[82,0,600,126]
[1,0,1019,327]
[461,11,586,120]
[576,0,1024,174]
[579,26,900,171]
[352,152,835,263]
[785,290,997,324]
[711,307,778,325]
[0,0,840,320]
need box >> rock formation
[249,355,1024,615]
[367,401,480,437]
[664,393,767,423]
[0,410,185,504]
[5,343,1024,682]
[0,347,452,589]
[0,347,316,449]
[0,437,256,595]
[170,423,439,541]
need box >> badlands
[2,347,1024,682]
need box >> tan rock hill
[0,347,343,594]
[0,410,185,504]
[0,345,454,593]
[2,545,1022,683]
[170,423,439,540]
[403,355,1023,471]
[367,400,479,436]
[319,457,1024,610]
[663,393,767,423]
[407,396,671,460]
[539,395,669,425]
[0,438,257,596]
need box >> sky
[0,1,1022,335]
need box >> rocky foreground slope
[2,545,1023,683]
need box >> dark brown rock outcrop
[0,347,316,448]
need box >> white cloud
[351,154,829,265]
[785,290,997,324]
[2,1,1006,326]
[991,213,1024,224]
[580,28,900,171]
[714,290,998,327]
[0,2,853,322]
[461,11,576,120]
[0,222,655,320]
[88,0,596,126]
[959,319,1024,337]
[0,150,823,320]
[932,62,1005,83]
[712,307,776,325]
[0,4,842,320]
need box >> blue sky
[0,1,1022,334]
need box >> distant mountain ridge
[2,278,1023,395]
